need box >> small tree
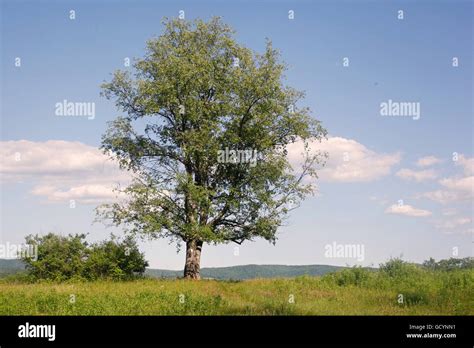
[422,257,437,270]
[22,233,89,281]
[99,17,326,279]
[21,233,148,281]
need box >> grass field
[0,267,472,315]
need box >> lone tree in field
[99,17,327,279]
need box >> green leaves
[21,233,148,281]
[99,17,327,247]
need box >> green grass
[0,267,472,315]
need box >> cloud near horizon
[2,137,403,204]
[0,140,129,204]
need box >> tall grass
[0,262,472,315]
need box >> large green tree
[99,17,326,279]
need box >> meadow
[0,266,472,315]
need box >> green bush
[23,233,88,281]
[379,258,421,278]
[324,266,372,287]
[21,233,148,281]
[84,235,149,280]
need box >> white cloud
[417,155,474,204]
[396,168,437,182]
[418,176,473,204]
[1,137,402,203]
[435,217,471,230]
[439,176,473,192]
[286,136,401,182]
[432,216,472,235]
[385,204,432,217]
[417,190,469,204]
[416,156,442,167]
[0,140,130,204]
[456,154,474,175]
[1,140,111,178]
[30,184,125,204]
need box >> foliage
[422,257,473,271]
[378,257,422,278]
[20,233,148,281]
[84,235,149,280]
[323,266,372,286]
[22,233,88,281]
[98,17,327,274]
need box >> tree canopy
[98,17,327,279]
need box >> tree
[422,257,473,271]
[21,233,148,281]
[22,233,88,281]
[98,17,327,279]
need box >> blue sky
[1,0,472,269]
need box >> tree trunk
[183,240,203,279]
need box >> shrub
[84,235,149,280]
[379,258,421,278]
[23,233,89,281]
[21,233,148,281]
[325,266,372,287]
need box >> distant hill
[145,264,344,280]
[0,259,344,280]
[0,259,26,276]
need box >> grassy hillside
[1,267,472,315]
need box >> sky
[1,0,472,269]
